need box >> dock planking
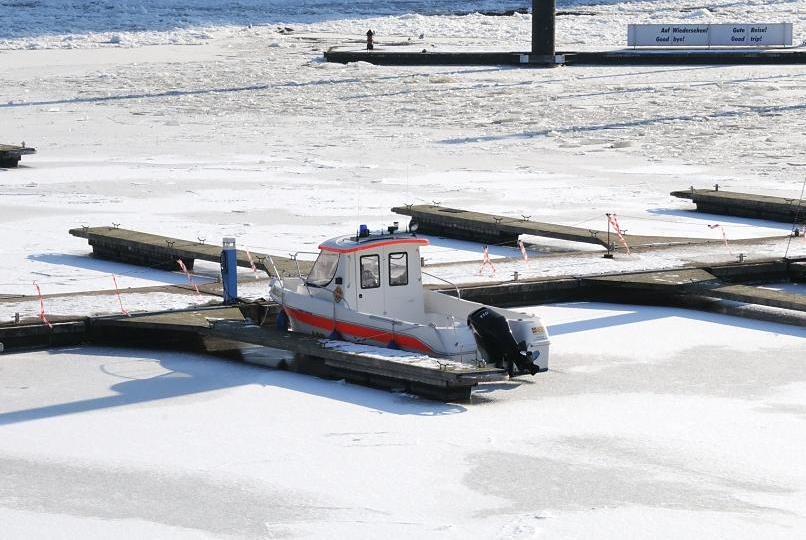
[705,284,806,312]
[582,268,721,291]
[0,144,36,168]
[392,204,708,251]
[671,188,806,224]
[204,320,506,394]
[581,265,806,314]
[69,226,312,276]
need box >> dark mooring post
[531,0,556,65]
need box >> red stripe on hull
[284,306,433,354]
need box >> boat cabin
[304,227,429,320]
[272,226,550,373]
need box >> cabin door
[356,253,386,315]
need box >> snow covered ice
[2,1,806,538]
[2,307,805,538]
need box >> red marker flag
[479,245,496,276]
[707,224,732,254]
[33,281,53,328]
[606,213,632,256]
[112,275,130,316]
[245,248,259,279]
[177,259,201,295]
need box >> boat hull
[284,304,437,354]
[271,279,549,371]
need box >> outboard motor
[467,307,541,377]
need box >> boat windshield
[305,251,339,287]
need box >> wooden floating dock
[706,283,806,312]
[0,319,87,350]
[324,47,806,67]
[2,258,804,399]
[205,321,506,401]
[671,188,805,224]
[580,265,806,312]
[0,304,504,401]
[88,307,506,402]
[446,257,806,326]
[69,226,312,276]
[392,204,705,250]
[0,144,36,168]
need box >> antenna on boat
[355,185,362,239]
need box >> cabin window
[306,251,339,287]
[360,255,380,289]
[389,252,408,286]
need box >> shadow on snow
[546,301,806,339]
[0,345,466,426]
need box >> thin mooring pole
[604,213,614,259]
[531,0,556,63]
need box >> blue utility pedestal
[221,237,237,304]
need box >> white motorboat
[269,224,550,375]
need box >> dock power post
[221,237,238,304]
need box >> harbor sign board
[627,23,793,48]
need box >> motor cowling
[467,307,541,376]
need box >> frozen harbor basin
[1,303,805,539]
[2,1,806,537]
